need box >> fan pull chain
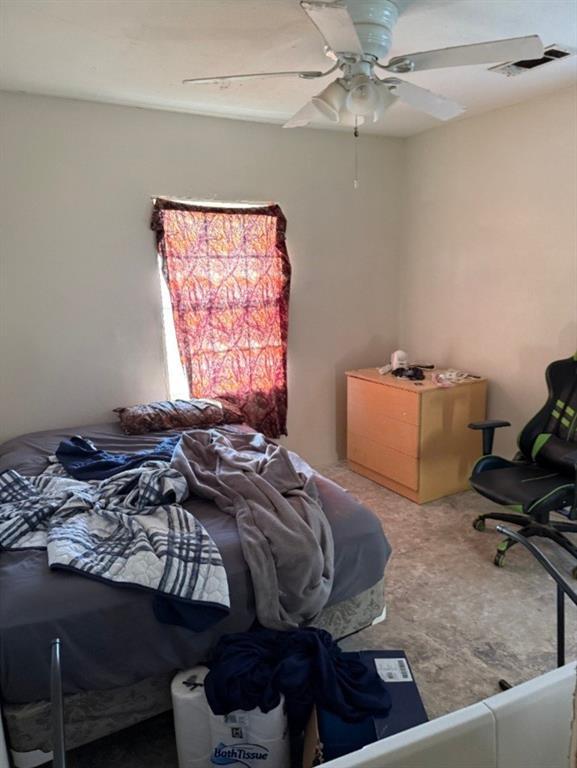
[353,117,360,190]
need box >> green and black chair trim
[468,354,577,575]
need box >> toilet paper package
[171,666,290,768]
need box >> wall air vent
[489,45,573,77]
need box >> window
[151,199,291,439]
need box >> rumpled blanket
[204,627,392,733]
[171,429,335,630]
[0,462,230,630]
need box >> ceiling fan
[183,0,544,129]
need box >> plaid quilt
[0,461,230,612]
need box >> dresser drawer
[347,432,419,490]
[347,376,420,426]
[348,391,419,457]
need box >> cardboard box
[303,651,427,766]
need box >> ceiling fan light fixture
[311,80,347,122]
[345,77,382,117]
[372,84,398,121]
[337,111,366,128]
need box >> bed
[0,422,391,765]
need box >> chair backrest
[518,354,577,475]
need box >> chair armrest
[468,420,511,456]
[468,420,512,430]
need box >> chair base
[473,514,577,578]
[472,512,530,531]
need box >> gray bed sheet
[0,423,390,705]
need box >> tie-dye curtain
[151,199,291,438]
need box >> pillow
[114,398,243,435]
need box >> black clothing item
[204,627,391,733]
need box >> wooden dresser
[346,369,487,503]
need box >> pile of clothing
[205,626,392,735]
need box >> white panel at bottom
[484,662,577,768]
[322,703,496,768]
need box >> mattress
[0,423,391,705]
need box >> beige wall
[2,88,576,465]
[399,86,577,456]
[0,92,403,465]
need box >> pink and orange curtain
[151,199,291,438]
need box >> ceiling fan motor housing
[348,0,399,60]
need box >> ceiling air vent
[489,45,573,77]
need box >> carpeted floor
[61,464,577,767]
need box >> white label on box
[375,657,413,683]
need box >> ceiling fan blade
[283,101,322,128]
[183,70,326,85]
[301,1,363,55]
[384,35,544,73]
[382,79,466,121]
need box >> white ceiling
[1,0,576,137]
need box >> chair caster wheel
[473,518,486,532]
[494,553,506,568]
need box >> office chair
[467,354,577,575]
